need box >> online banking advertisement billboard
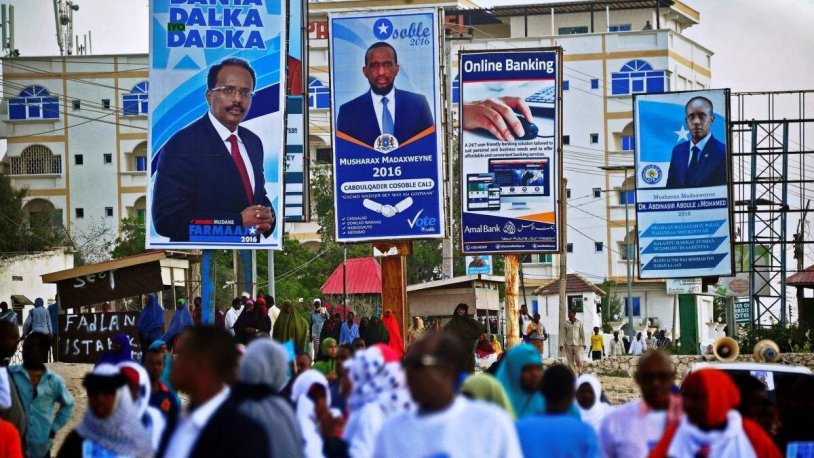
[634,89,734,279]
[329,9,445,242]
[147,0,286,249]
[459,49,562,254]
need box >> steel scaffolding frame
[730,90,814,327]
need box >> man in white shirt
[158,327,268,458]
[599,351,683,458]
[374,333,522,458]
[224,298,242,336]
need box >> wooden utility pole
[558,178,568,356]
[375,241,412,340]
[794,201,811,323]
[505,254,520,348]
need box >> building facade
[1,54,149,261]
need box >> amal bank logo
[642,165,663,185]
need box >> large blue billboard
[284,0,306,222]
[634,89,734,278]
[459,49,561,254]
[329,9,445,242]
[147,0,286,249]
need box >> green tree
[110,217,147,258]
[0,173,67,252]
[599,279,623,332]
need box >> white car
[689,361,812,402]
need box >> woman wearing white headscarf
[343,344,414,458]
[574,374,612,433]
[291,369,333,458]
[118,361,165,450]
[56,364,153,458]
[233,338,304,458]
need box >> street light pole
[600,165,636,338]
[623,167,634,338]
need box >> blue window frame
[624,297,641,316]
[135,156,147,172]
[611,60,666,95]
[609,24,632,32]
[590,78,599,89]
[622,135,635,151]
[563,80,570,91]
[8,86,60,120]
[308,77,330,109]
[618,189,635,205]
[122,82,148,115]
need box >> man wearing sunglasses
[152,57,276,242]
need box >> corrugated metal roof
[321,257,382,295]
[533,273,606,296]
[787,265,814,287]
[485,0,675,17]
[407,274,505,292]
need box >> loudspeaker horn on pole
[712,336,740,362]
[753,339,781,363]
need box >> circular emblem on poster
[641,165,662,185]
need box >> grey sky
[2,0,812,91]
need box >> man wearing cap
[309,299,327,358]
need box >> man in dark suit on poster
[336,42,435,147]
[152,57,276,241]
[665,96,728,189]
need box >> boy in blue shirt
[516,365,599,458]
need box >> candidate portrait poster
[329,9,445,242]
[459,49,561,254]
[634,89,734,279]
[147,0,286,249]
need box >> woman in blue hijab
[96,334,133,366]
[161,298,193,350]
[137,294,165,352]
[495,344,581,420]
[495,344,545,419]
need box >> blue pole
[201,250,216,325]
[236,250,254,297]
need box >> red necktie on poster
[228,134,254,205]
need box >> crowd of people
[0,296,813,457]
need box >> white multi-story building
[1,54,149,261]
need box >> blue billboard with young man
[329,10,445,242]
[147,0,286,249]
[634,89,734,279]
